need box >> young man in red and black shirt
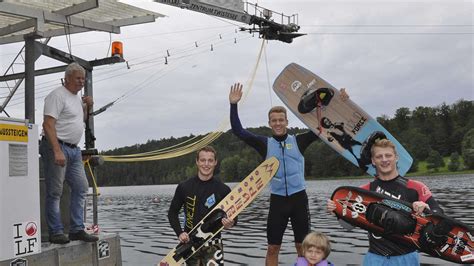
[327,139,442,265]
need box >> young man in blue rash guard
[229,82,347,266]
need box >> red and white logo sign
[13,222,39,257]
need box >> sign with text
[12,222,39,257]
[0,124,28,142]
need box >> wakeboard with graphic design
[331,186,474,264]
[158,157,279,266]
[273,63,413,176]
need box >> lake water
[91,174,474,265]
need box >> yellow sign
[0,124,28,142]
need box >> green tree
[461,129,474,169]
[447,152,460,172]
[426,150,445,172]
[306,142,362,178]
[400,128,431,161]
[411,106,435,135]
[433,103,453,156]
[185,165,196,177]
[220,155,240,181]
[392,107,411,133]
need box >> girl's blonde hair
[302,232,331,259]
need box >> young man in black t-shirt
[168,146,235,265]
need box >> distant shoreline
[308,170,474,181]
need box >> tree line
[96,99,474,186]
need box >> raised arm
[229,83,267,158]
[229,83,243,105]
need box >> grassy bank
[409,156,474,176]
[406,169,474,177]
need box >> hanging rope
[84,159,100,195]
[102,39,267,162]
[263,41,273,107]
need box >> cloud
[1,0,471,151]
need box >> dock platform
[0,233,121,266]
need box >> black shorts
[267,190,310,245]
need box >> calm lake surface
[92,174,474,266]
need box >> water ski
[273,63,413,176]
[158,157,279,266]
[331,186,474,264]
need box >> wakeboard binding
[298,87,334,114]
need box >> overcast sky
[0,0,472,151]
